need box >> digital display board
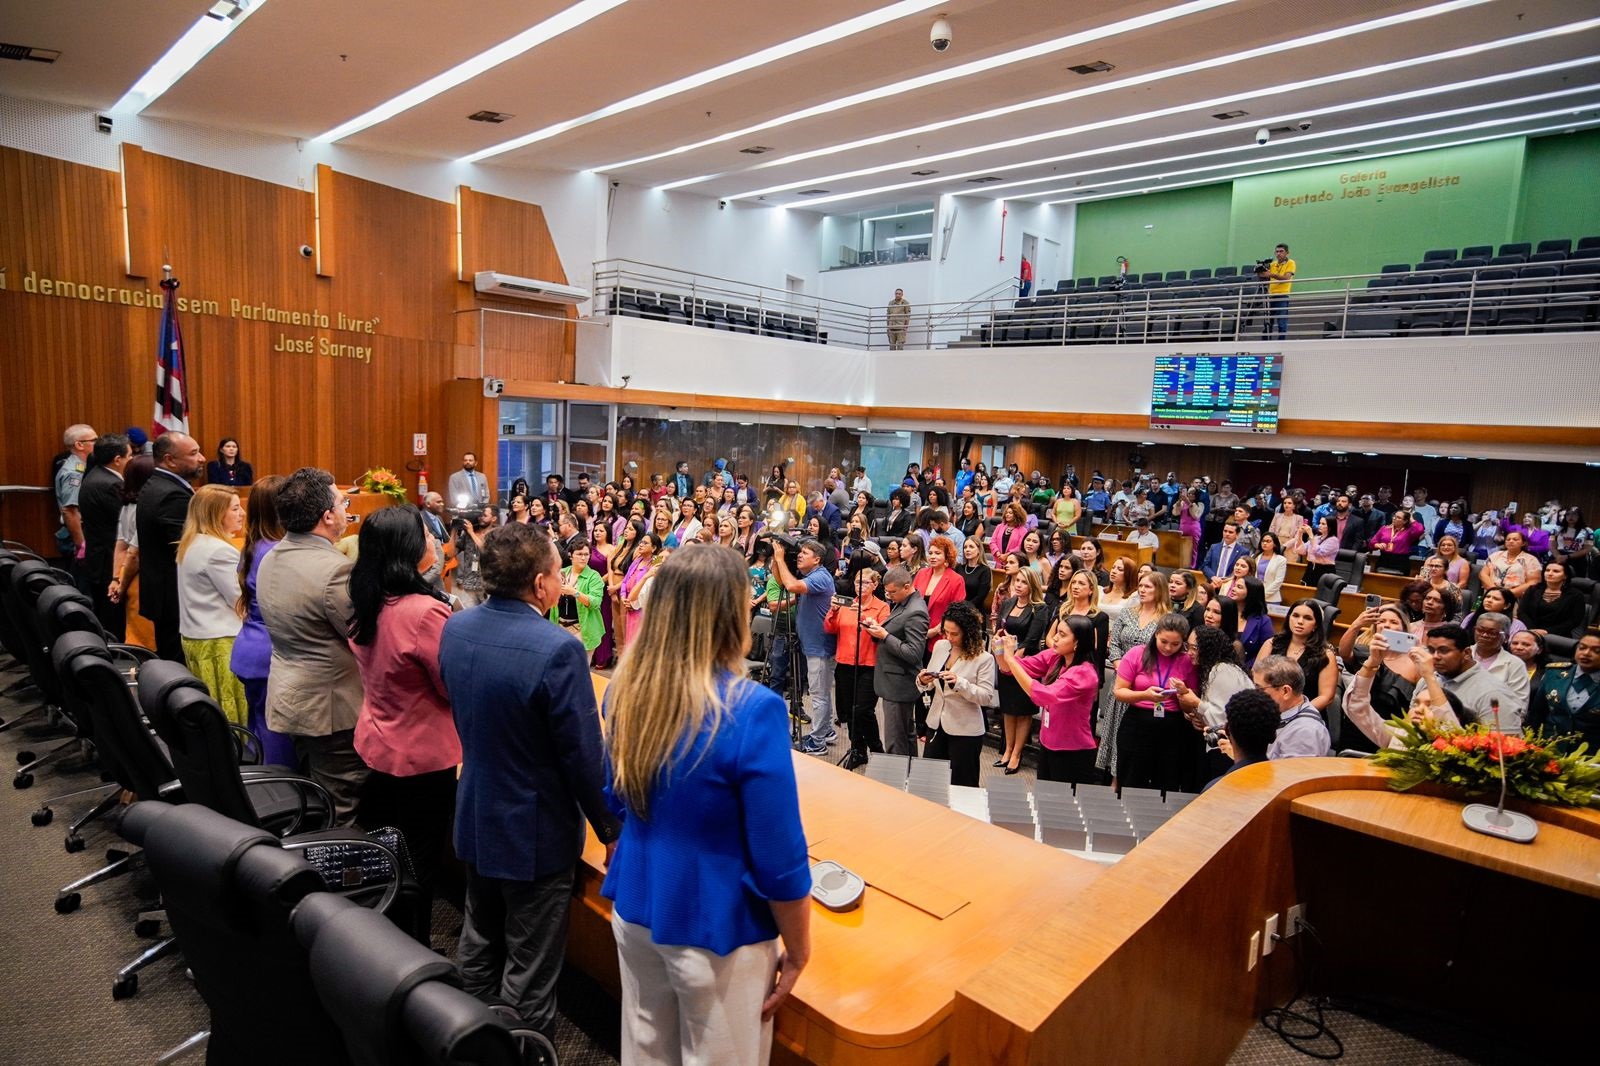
[1150,354,1281,433]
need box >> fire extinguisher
[417,467,429,500]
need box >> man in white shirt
[1467,612,1530,712]
[1126,517,1160,550]
[851,467,872,497]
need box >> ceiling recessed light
[467,110,514,123]
[1067,60,1116,75]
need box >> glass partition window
[820,202,935,270]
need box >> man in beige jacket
[886,288,911,350]
[257,467,367,824]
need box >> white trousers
[612,913,779,1066]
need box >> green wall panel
[1071,183,1233,281]
[1516,129,1600,247]
[1227,139,1525,283]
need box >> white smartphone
[1382,629,1418,654]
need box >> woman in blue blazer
[602,545,811,1064]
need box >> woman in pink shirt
[989,501,1030,559]
[348,505,459,923]
[994,615,1100,783]
[1370,508,1425,574]
[1111,613,1201,793]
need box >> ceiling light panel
[458,0,953,164]
[725,22,1600,206]
[112,0,270,114]
[648,0,1497,190]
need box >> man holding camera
[1261,243,1295,340]
[771,540,839,755]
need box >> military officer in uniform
[1529,632,1600,747]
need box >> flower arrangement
[1372,718,1600,808]
[359,467,408,502]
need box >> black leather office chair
[120,800,353,1065]
[293,892,558,1065]
[9,565,96,787]
[0,549,44,707]
[1334,550,1368,589]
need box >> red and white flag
[152,275,189,437]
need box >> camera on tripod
[1253,257,1273,276]
[760,531,803,571]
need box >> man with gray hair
[55,423,97,567]
[1251,654,1331,758]
[1470,612,1530,709]
[420,492,447,589]
[861,565,929,756]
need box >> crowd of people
[40,427,1600,1059]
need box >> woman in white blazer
[916,600,998,787]
[177,485,248,726]
[1256,532,1289,604]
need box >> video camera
[1253,257,1273,277]
[760,531,803,571]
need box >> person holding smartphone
[915,601,997,787]
[1111,613,1199,792]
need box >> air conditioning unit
[473,271,590,305]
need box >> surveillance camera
[298,244,314,259]
[930,16,952,52]
[1255,128,1270,146]
[1295,120,1312,132]
[718,200,727,210]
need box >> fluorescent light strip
[747,41,1600,208]
[863,209,935,223]
[1042,118,1600,205]
[987,81,1600,199]
[597,0,1244,174]
[112,0,269,114]
[459,0,951,164]
[1018,99,1600,202]
[314,0,630,143]
[888,232,934,241]
[662,0,1491,189]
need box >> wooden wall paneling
[313,163,336,278]
[119,143,159,279]
[615,419,860,497]
[443,379,499,496]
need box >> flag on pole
[152,274,189,438]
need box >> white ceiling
[2,0,1596,211]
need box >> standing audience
[175,484,248,726]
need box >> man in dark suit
[1529,633,1600,747]
[542,473,578,510]
[439,522,620,1038]
[1201,521,1245,589]
[1330,493,1372,551]
[136,432,204,661]
[861,566,929,756]
[79,433,132,640]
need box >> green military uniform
[1529,661,1600,747]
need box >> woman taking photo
[1172,624,1253,782]
[917,601,998,788]
[1232,577,1274,667]
[1255,532,1287,604]
[995,615,1100,783]
[1336,607,1422,753]
[620,533,664,643]
[602,547,810,1064]
[1097,572,1173,780]
[1265,600,1338,715]
[229,474,296,766]
[1112,613,1199,793]
[993,568,1050,774]
[1337,603,1420,677]
[205,437,254,487]
[1302,516,1340,586]
[349,506,458,922]
[176,485,248,726]
[957,535,993,613]
[1518,559,1588,638]
[825,568,891,759]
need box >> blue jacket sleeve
[735,686,811,903]
[544,638,623,844]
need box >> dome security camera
[930,16,952,52]
[298,244,314,259]
[1254,127,1270,146]
[1295,120,1313,132]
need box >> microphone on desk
[1461,698,1538,844]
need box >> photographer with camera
[771,538,840,755]
[1257,243,1295,340]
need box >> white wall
[604,184,821,294]
[930,195,1076,305]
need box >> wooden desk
[570,676,1103,1065]
[1153,530,1195,571]
[1357,570,1413,600]
[341,489,400,537]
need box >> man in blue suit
[1201,521,1246,590]
[440,522,621,1038]
[1529,633,1600,748]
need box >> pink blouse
[1116,648,1199,714]
[351,594,459,776]
[1015,651,1100,752]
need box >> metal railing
[591,255,1600,350]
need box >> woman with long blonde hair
[177,484,248,725]
[602,546,811,1064]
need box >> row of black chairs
[608,286,827,343]
[0,548,555,1061]
[1333,258,1600,336]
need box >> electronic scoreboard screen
[1150,354,1281,433]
